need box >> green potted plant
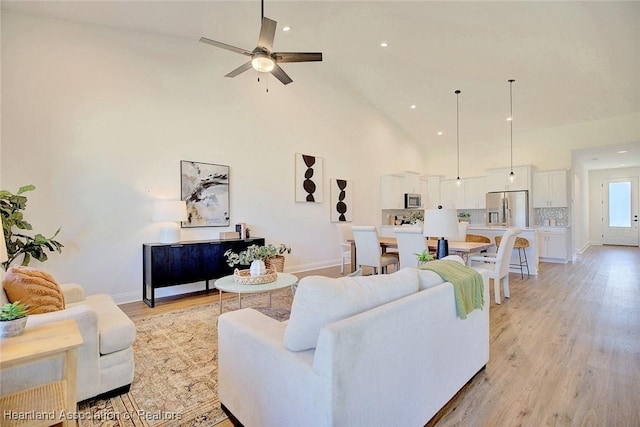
[0,185,64,270]
[224,243,292,276]
[0,301,30,338]
[457,212,471,223]
[414,249,434,266]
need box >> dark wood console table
[142,237,265,307]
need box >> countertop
[467,225,538,231]
[467,225,570,231]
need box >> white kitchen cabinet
[486,165,531,192]
[463,176,487,209]
[422,176,441,209]
[404,173,421,194]
[440,179,465,209]
[538,227,569,262]
[380,174,404,209]
[533,170,568,208]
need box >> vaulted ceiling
[3,1,639,168]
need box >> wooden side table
[0,319,83,427]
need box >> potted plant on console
[0,301,30,338]
[225,244,292,277]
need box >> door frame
[602,177,639,246]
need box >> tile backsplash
[534,207,569,226]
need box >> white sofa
[218,258,490,427]
[0,283,136,402]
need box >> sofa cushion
[284,268,419,352]
[69,294,136,354]
[2,266,65,314]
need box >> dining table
[348,237,494,273]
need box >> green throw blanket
[419,260,484,319]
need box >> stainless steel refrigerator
[486,190,529,227]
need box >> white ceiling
[3,0,639,169]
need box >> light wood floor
[119,245,640,426]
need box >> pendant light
[455,89,461,186]
[508,79,515,183]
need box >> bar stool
[495,235,530,278]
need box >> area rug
[77,289,293,427]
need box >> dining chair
[495,235,530,279]
[336,223,353,274]
[468,227,521,304]
[352,226,399,274]
[393,226,428,269]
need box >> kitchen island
[467,226,539,276]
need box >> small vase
[249,260,267,277]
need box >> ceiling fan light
[251,53,274,72]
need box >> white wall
[587,166,640,246]
[1,12,426,302]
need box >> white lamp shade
[152,200,187,222]
[0,231,8,263]
[423,208,459,239]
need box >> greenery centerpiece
[0,185,64,271]
[408,210,424,225]
[0,301,30,338]
[225,243,292,276]
[414,249,434,266]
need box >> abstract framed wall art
[180,160,230,227]
[330,178,353,222]
[295,153,323,203]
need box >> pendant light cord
[509,79,515,174]
[455,90,461,181]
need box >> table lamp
[152,200,187,243]
[423,207,459,259]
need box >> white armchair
[0,283,136,402]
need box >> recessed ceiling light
[619,163,626,167]
[437,131,443,136]
[410,104,416,109]
[506,117,513,121]
[282,26,291,32]
[617,150,628,154]
[380,42,388,47]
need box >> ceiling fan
[199,0,322,85]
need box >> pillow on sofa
[284,268,419,352]
[3,266,65,314]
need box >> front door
[602,177,639,246]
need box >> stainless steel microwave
[404,193,422,209]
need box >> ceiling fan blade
[257,17,277,51]
[225,61,253,78]
[273,52,323,63]
[199,37,252,56]
[270,63,293,85]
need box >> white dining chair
[336,223,353,274]
[468,227,521,304]
[352,226,399,274]
[393,226,428,269]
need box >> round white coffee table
[214,272,298,313]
